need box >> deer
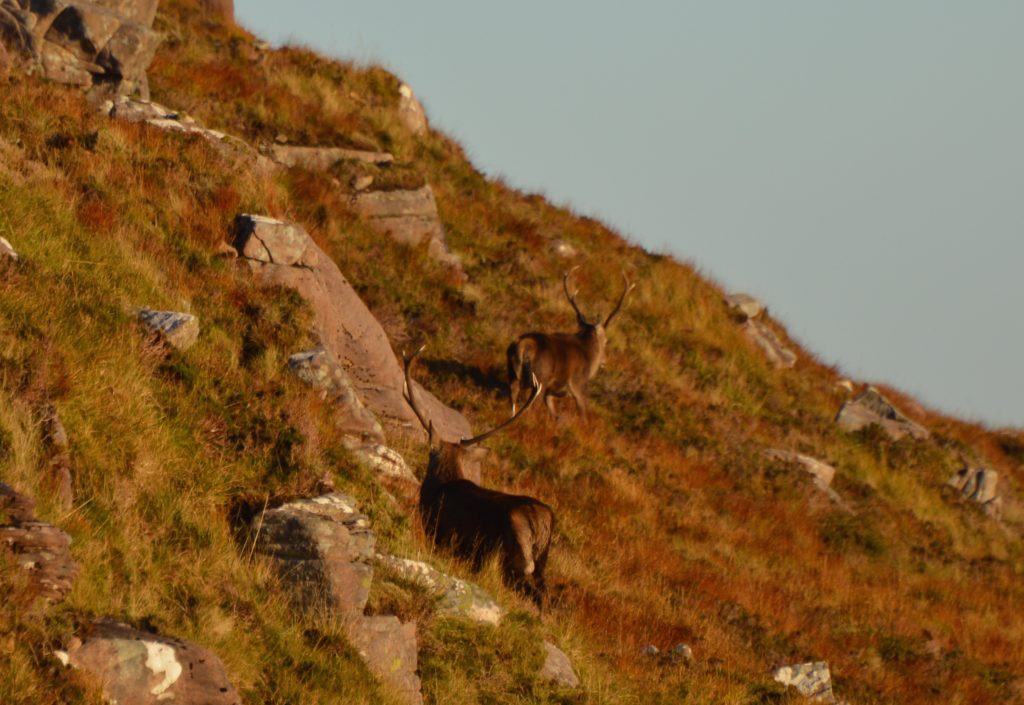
[507,267,635,418]
[403,347,554,610]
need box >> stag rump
[403,348,554,609]
[507,267,635,418]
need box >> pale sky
[237,1,1023,428]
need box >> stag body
[508,269,634,417]
[404,349,553,608]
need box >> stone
[91,0,159,26]
[355,444,417,483]
[251,493,376,615]
[550,239,577,258]
[947,466,1001,516]
[725,293,764,320]
[351,174,375,191]
[398,83,428,135]
[0,236,18,261]
[234,214,318,267]
[0,483,78,603]
[669,643,694,664]
[269,144,393,170]
[288,348,384,442]
[742,319,797,369]
[43,407,74,511]
[641,644,659,657]
[350,185,459,269]
[765,449,850,511]
[836,387,930,441]
[835,379,855,394]
[234,215,472,442]
[60,620,240,705]
[375,553,503,625]
[137,308,199,351]
[538,641,579,688]
[347,615,422,705]
[772,661,837,703]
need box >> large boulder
[836,387,929,441]
[0,483,77,603]
[725,292,764,320]
[539,641,580,688]
[742,319,796,369]
[137,308,199,351]
[288,348,384,442]
[57,620,240,705]
[0,0,160,96]
[233,214,472,443]
[772,661,838,703]
[947,466,1001,517]
[375,553,503,625]
[350,185,460,269]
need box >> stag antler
[460,374,543,447]
[603,271,636,327]
[402,346,435,442]
[563,266,588,326]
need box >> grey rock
[398,83,428,135]
[0,483,78,603]
[765,449,850,511]
[0,236,18,261]
[836,387,930,441]
[235,214,472,442]
[772,661,837,703]
[288,348,384,442]
[350,185,460,269]
[742,319,797,369]
[251,493,376,615]
[725,293,764,320]
[355,443,417,483]
[270,144,393,170]
[57,620,240,705]
[234,214,318,267]
[137,308,199,351]
[947,466,1001,517]
[670,643,694,663]
[641,644,660,657]
[539,641,579,688]
[376,553,503,625]
[347,615,423,705]
[351,174,375,191]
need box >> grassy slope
[1,2,1023,703]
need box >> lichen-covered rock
[269,144,393,169]
[836,387,930,441]
[347,615,422,705]
[57,620,240,705]
[376,553,503,625]
[288,348,384,442]
[355,443,417,483]
[252,493,376,615]
[0,483,77,603]
[725,293,764,320]
[137,308,199,351]
[772,661,837,703]
[350,185,460,269]
[234,214,472,442]
[742,319,796,369]
[398,83,427,135]
[947,466,1001,517]
[539,641,580,688]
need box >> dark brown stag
[507,267,635,418]
[403,347,554,609]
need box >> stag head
[563,267,636,332]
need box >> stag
[403,348,554,609]
[507,267,635,418]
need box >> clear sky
[237,1,1023,428]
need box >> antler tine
[563,266,587,325]
[402,345,432,434]
[460,374,543,447]
[603,270,636,327]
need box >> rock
[947,466,1001,517]
[836,387,930,441]
[835,379,855,394]
[234,215,472,442]
[43,407,73,511]
[269,144,393,170]
[0,236,18,261]
[725,293,764,320]
[550,239,577,259]
[398,83,428,135]
[538,641,579,688]
[772,661,837,703]
[0,483,78,603]
[234,214,319,267]
[251,493,376,615]
[199,0,234,23]
[742,319,797,369]
[288,348,384,442]
[351,174,375,191]
[91,0,159,25]
[137,308,199,351]
[375,553,503,625]
[60,620,240,705]
[347,616,423,705]
[641,644,660,657]
[669,643,694,664]
[355,443,417,483]
[350,185,460,269]
[765,449,851,511]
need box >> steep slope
[2,2,1023,704]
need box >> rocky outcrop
[0,0,160,96]
[137,308,199,351]
[269,144,393,169]
[288,349,384,442]
[232,214,472,443]
[56,620,240,705]
[350,186,460,269]
[725,293,764,320]
[375,553,503,625]
[836,387,929,441]
[539,641,580,688]
[0,483,77,603]
[772,661,838,703]
[397,83,427,136]
[743,319,797,369]
[947,466,1001,517]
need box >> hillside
[2,2,1023,704]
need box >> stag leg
[567,382,587,419]
[544,392,559,419]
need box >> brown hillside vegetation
[1,1,1023,704]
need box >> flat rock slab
[348,615,422,705]
[0,483,77,603]
[234,215,471,442]
[270,144,393,169]
[137,308,199,351]
[1,236,19,261]
[376,553,503,625]
[836,387,929,441]
[725,293,764,320]
[742,319,796,369]
[350,186,460,269]
[539,641,580,688]
[947,466,1001,517]
[288,348,384,442]
[59,620,240,705]
[772,661,837,703]
[252,493,376,615]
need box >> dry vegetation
[1,2,1023,704]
